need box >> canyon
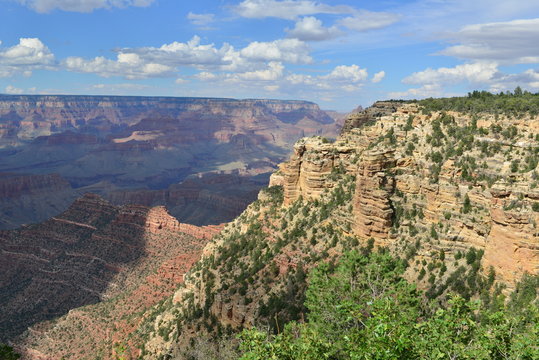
[3,98,539,359]
[0,95,339,229]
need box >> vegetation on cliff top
[240,249,539,360]
[418,88,539,116]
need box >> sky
[1,0,539,111]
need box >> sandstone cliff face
[278,136,357,205]
[353,148,396,242]
[0,193,218,359]
[278,102,538,291]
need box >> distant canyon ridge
[0,95,341,229]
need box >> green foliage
[462,194,472,214]
[262,185,284,204]
[419,89,539,116]
[240,251,539,360]
[0,344,20,360]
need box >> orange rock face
[353,149,396,242]
[276,102,539,291]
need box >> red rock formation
[0,193,214,350]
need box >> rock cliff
[136,101,538,359]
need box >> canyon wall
[0,95,339,229]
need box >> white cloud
[372,70,385,83]
[286,16,342,41]
[4,85,24,94]
[90,83,150,91]
[63,36,227,79]
[234,0,352,20]
[0,38,55,77]
[388,84,444,100]
[284,64,369,92]
[240,38,312,64]
[187,12,215,26]
[235,61,284,81]
[133,36,228,66]
[338,10,399,32]
[396,61,539,99]
[64,54,174,79]
[488,68,539,92]
[62,36,313,79]
[322,64,368,82]
[195,71,218,81]
[439,18,539,65]
[403,62,499,86]
[17,0,155,13]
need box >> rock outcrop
[277,102,538,290]
[353,148,396,242]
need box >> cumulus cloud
[128,36,228,66]
[63,36,226,79]
[395,61,539,99]
[0,38,55,77]
[338,10,399,32]
[284,64,369,92]
[4,85,24,94]
[17,0,155,13]
[388,84,444,100]
[234,0,351,20]
[195,71,218,81]
[286,16,342,41]
[488,68,539,92]
[234,61,284,81]
[372,71,385,83]
[64,53,174,79]
[439,18,539,65]
[62,36,313,79]
[322,64,368,82]
[187,12,215,26]
[403,62,499,86]
[240,38,312,64]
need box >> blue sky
[2,0,539,110]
